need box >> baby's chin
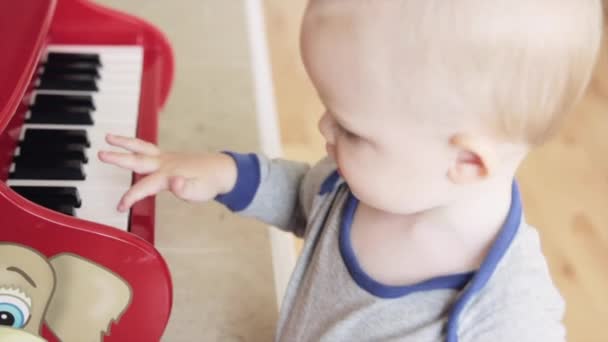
[352,187,430,216]
[339,169,424,214]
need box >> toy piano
[0,0,174,341]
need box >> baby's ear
[447,134,497,184]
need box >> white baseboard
[244,0,297,311]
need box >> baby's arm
[215,151,334,237]
[98,134,238,212]
[98,134,330,236]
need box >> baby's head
[301,0,602,214]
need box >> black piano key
[44,203,76,216]
[23,129,90,147]
[40,72,97,83]
[38,77,98,92]
[10,186,82,208]
[46,52,101,67]
[26,106,94,125]
[10,160,86,181]
[18,143,88,163]
[33,94,95,110]
[41,65,100,78]
[45,61,100,71]
[13,155,82,167]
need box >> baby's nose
[318,113,336,144]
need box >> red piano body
[0,0,174,341]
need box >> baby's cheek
[351,180,400,214]
[342,161,388,206]
[358,159,417,212]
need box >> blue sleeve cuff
[214,151,261,212]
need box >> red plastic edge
[0,0,56,131]
[0,0,56,179]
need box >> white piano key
[45,45,144,75]
[37,70,142,84]
[29,94,140,124]
[45,45,143,62]
[38,61,143,74]
[6,179,131,231]
[36,79,140,95]
[33,89,141,102]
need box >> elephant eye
[0,293,31,329]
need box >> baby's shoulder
[470,223,564,311]
[493,223,558,285]
[457,223,566,340]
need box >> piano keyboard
[6,45,144,231]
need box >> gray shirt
[215,152,566,341]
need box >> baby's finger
[98,150,159,174]
[105,134,160,156]
[117,173,168,212]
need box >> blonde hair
[305,0,603,145]
[406,0,603,145]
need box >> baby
[99,0,602,340]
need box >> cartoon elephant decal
[0,243,132,342]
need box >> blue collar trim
[338,181,521,306]
[446,181,522,341]
[339,194,473,299]
[319,170,341,195]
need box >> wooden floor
[263,1,608,341]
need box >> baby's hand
[98,134,237,212]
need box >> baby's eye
[0,293,32,329]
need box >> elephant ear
[45,254,132,342]
[0,327,47,342]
